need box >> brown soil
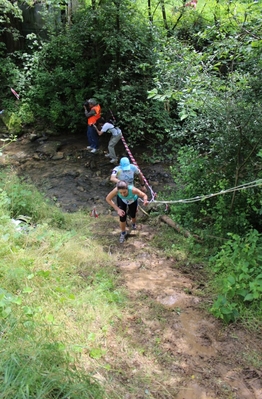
[93,216,262,399]
[1,131,262,399]
[0,130,172,213]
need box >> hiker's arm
[110,172,120,184]
[106,189,125,216]
[133,188,148,206]
[84,108,96,118]
[93,124,103,136]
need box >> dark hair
[97,117,105,124]
[117,181,128,190]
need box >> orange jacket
[88,104,101,125]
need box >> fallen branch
[138,205,150,217]
[159,215,202,242]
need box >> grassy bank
[0,170,124,398]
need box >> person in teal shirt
[106,180,148,243]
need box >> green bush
[209,230,262,324]
[167,146,262,237]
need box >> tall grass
[0,171,124,399]
[0,169,65,226]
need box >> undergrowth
[0,171,125,398]
[209,230,262,325]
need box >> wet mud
[0,131,172,213]
[93,216,262,399]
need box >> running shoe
[119,232,126,243]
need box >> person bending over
[106,180,148,243]
[93,118,122,164]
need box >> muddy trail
[94,216,262,399]
[0,130,172,213]
[1,131,262,399]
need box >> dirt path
[1,131,262,399]
[92,215,262,399]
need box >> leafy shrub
[167,146,262,237]
[4,112,23,134]
[209,230,262,323]
[1,102,34,136]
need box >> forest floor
[0,130,262,399]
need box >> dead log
[159,215,202,242]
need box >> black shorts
[117,197,138,222]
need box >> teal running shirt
[117,185,138,204]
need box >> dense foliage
[149,1,262,237]
[1,0,173,146]
[210,230,262,323]
[0,0,262,324]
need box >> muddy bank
[0,130,173,214]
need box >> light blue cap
[120,157,131,171]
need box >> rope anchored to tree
[109,109,261,207]
[120,134,261,207]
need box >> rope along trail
[117,123,262,206]
[152,179,262,205]
[120,135,156,201]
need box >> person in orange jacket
[84,98,101,153]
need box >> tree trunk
[160,0,169,32]
[148,0,153,23]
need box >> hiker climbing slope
[93,117,122,164]
[110,157,147,193]
[106,180,148,243]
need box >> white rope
[152,179,262,205]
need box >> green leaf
[227,276,235,285]
[22,287,33,294]
[46,314,55,323]
[89,348,105,359]
[244,293,254,301]
[179,113,188,121]
[36,270,51,278]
